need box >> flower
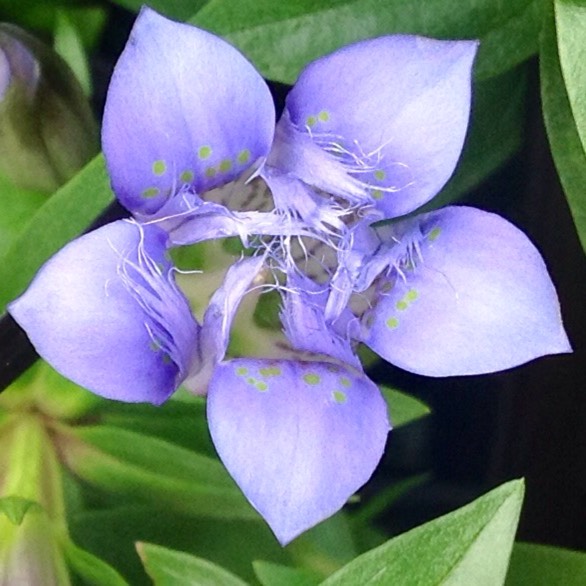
[8,7,571,544]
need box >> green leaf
[57,424,257,520]
[254,560,319,586]
[380,386,430,428]
[137,542,250,586]
[555,0,586,155]
[506,542,586,585]
[63,538,129,586]
[540,3,586,252]
[350,473,430,528]
[54,9,92,95]
[71,506,287,585]
[112,0,209,20]
[0,154,114,312]
[0,175,46,253]
[0,495,41,525]
[321,479,524,585]
[191,0,540,84]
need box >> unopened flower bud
[0,23,98,193]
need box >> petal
[362,206,572,376]
[8,220,199,403]
[202,255,266,361]
[282,271,361,368]
[276,36,477,218]
[207,358,389,544]
[102,7,275,216]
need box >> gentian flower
[8,7,571,544]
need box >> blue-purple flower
[8,8,571,544]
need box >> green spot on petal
[340,377,351,388]
[396,300,408,311]
[162,353,172,365]
[372,189,383,200]
[333,390,347,404]
[406,289,418,301]
[303,373,320,385]
[428,227,441,241]
[149,340,160,352]
[374,169,386,181]
[152,160,166,176]
[306,115,317,127]
[256,381,268,392]
[198,146,212,160]
[318,110,330,122]
[236,367,248,376]
[259,366,282,378]
[205,166,216,178]
[180,170,194,183]
[219,159,232,172]
[237,149,251,164]
[142,187,160,198]
[386,317,399,329]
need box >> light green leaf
[0,154,114,312]
[321,479,524,585]
[137,542,250,586]
[506,542,586,585]
[54,9,92,95]
[57,424,257,520]
[192,0,540,84]
[380,386,430,428]
[540,3,586,252]
[254,560,319,586]
[555,0,586,155]
[0,495,41,526]
[63,539,129,586]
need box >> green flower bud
[0,23,98,193]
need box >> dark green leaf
[71,506,287,585]
[429,65,527,209]
[540,3,586,252]
[192,0,540,84]
[0,154,114,312]
[63,538,129,586]
[137,542,249,586]
[58,424,257,520]
[0,495,41,525]
[321,479,524,585]
[506,542,586,585]
[555,0,586,155]
[112,0,208,20]
[254,560,319,586]
[380,386,430,428]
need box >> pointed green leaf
[380,386,430,428]
[0,154,114,311]
[555,0,586,155]
[254,560,319,586]
[0,495,41,525]
[322,479,524,585]
[137,542,249,586]
[58,425,257,520]
[192,0,540,84]
[540,3,586,252]
[63,539,129,586]
[506,542,586,585]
